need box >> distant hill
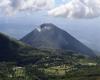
[21,23,95,57]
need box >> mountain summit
[21,23,95,57]
[36,23,55,32]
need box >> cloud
[48,0,100,18]
[0,0,55,15]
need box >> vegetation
[0,53,100,80]
[0,32,100,80]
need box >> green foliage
[0,54,99,80]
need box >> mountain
[21,23,95,57]
[0,32,51,64]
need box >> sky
[0,0,100,52]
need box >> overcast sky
[0,0,100,52]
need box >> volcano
[21,23,95,57]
